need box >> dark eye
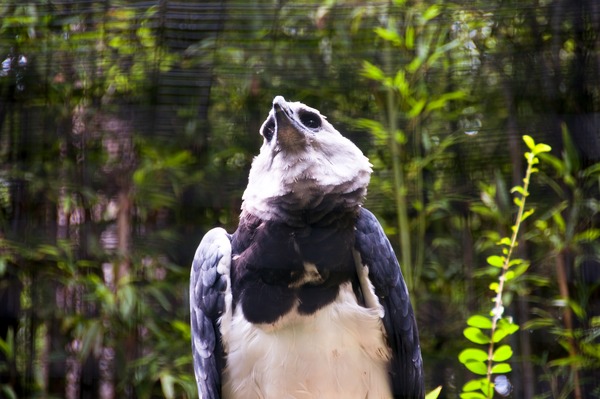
[262,118,275,141]
[299,110,322,130]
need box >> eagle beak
[273,96,305,150]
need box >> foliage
[358,0,471,292]
[524,125,600,399]
[459,136,551,398]
[0,0,598,398]
[0,1,200,397]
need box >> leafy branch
[459,135,551,398]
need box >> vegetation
[0,0,598,398]
[459,136,550,398]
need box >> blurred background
[0,0,599,398]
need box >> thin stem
[485,153,535,387]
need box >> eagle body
[191,97,424,398]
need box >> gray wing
[190,227,232,399]
[354,208,424,399]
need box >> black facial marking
[262,117,276,141]
[298,110,322,130]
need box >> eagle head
[241,96,372,222]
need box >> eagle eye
[298,110,322,130]
[262,118,275,141]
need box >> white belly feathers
[220,282,392,399]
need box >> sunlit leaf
[426,91,467,113]
[464,327,490,344]
[459,348,489,364]
[465,360,488,375]
[573,229,600,244]
[374,27,402,46]
[422,4,441,21]
[496,237,512,246]
[522,135,535,150]
[534,143,551,154]
[407,98,426,117]
[405,26,415,49]
[497,319,520,336]
[462,379,482,392]
[487,255,504,268]
[393,70,409,96]
[513,197,522,207]
[492,345,513,362]
[491,363,512,373]
[521,208,535,221]
[361,61,387,82]
[467,315,493,329]
[425,386,442,399]
[510,185,526,196]
[460,393,486,399]
[489,282,499,293]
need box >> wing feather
[355,208,424,399]
[190,227,232,398]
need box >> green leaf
[552,211,566,233]
[504,271,515,281]
[489,282,499,293]
[467,315,493,329]
[465,360,488,375]
[460,393,486,399]
[0,386,17,399]
[425,386,442,399]
[462,379,482,392]
[407,98,426,118]
[426,91,467,113]
[508,258,524,267]
[80,320,103,359]
[492,328,509,343]
[539,152,565,174]
[464,327,490,344]
[492,345,513,362]
[491,363,512,373]
[459,348,489,364]
[374,27,402,46]
[406,56,424,74]
[497,319,520,335]
[405,26,415,49]
[393,70,409,96]
[534,143,552,154]
[118,284,136,320]
[513,196,523,207]
[573,229,600,244]
[522,135,535,151]
[160,373,175,399]
[511,262,530,279]
[496,237,512,247]
[487,255,505,268]
[561,123,580,173]
[361,61,387,82]
[422,4,441,21]
[510,185,526,196]
[582,162,600,178]
[521,208,535,222]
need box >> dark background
[0,0,598,398]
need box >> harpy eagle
[190,96,424,398]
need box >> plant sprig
[459,135,551,398]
